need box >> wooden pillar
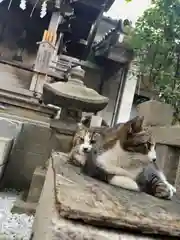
[116,62,138,123]
[30,11,62,96]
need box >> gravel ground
[0,190,34,240]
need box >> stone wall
[137,100,180,196]
[1,118,52,190]
[0,113,76,191]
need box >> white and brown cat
[69,116,176,199]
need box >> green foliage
[131,0,180,122]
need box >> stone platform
[32,152,180,239]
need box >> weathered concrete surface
[32,153,159,240]
[53,133,73,153]
[27,167,46,204]
[12,198,37,215]
[32,154,58,240]
[175,156,180,199]
[50,119,75,153]
[53,153,180,237]
[151,126,180,147]
[137,100,173,126]
[2,122,53,190]
[156,144,180,185]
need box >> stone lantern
[42,65,109,123]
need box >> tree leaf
[131,0,180,122]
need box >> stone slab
[32,153,161,240]
[137,100,173,126]
[53,153,180,237]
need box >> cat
[82,116,157,192]
[136,162,176,199]
[68,123,98,167]
[83,147,176,199]
[69,116,176,198]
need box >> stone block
[1,122,53,190]
[151,126,180,147]
[156,144,169,169]
[156,144,179,185]
[14,123,52,155]
[32,153,180,240]
[27,167,46,203]
[50,119,76,135]
[3,150,49,190]
[137,100,173,126]
[53,133,73,153]
[12,198,37,215]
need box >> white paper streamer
[30,0,40,17]
[8,0,13,10]
[40,1,47,18]
[19,0,26,10]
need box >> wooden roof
[28,0,115,11]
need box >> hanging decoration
[8,0,13,10]
[30,0,40,17]
[0,0,49,18]
[19,0,26,10]
[40,1,47,18]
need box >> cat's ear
[128,116,144,134]
[80,116,91,128]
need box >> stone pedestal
[32,152,180,239]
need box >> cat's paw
[166,182,176,198]
[154,182,176,200]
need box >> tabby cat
[69,116,176,199]
[136,162,176,199]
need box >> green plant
[130,0,180,123]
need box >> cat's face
[123,117,156,162]
[123,130,156,162]
[73,123,99,154]
[108,116,157,165]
